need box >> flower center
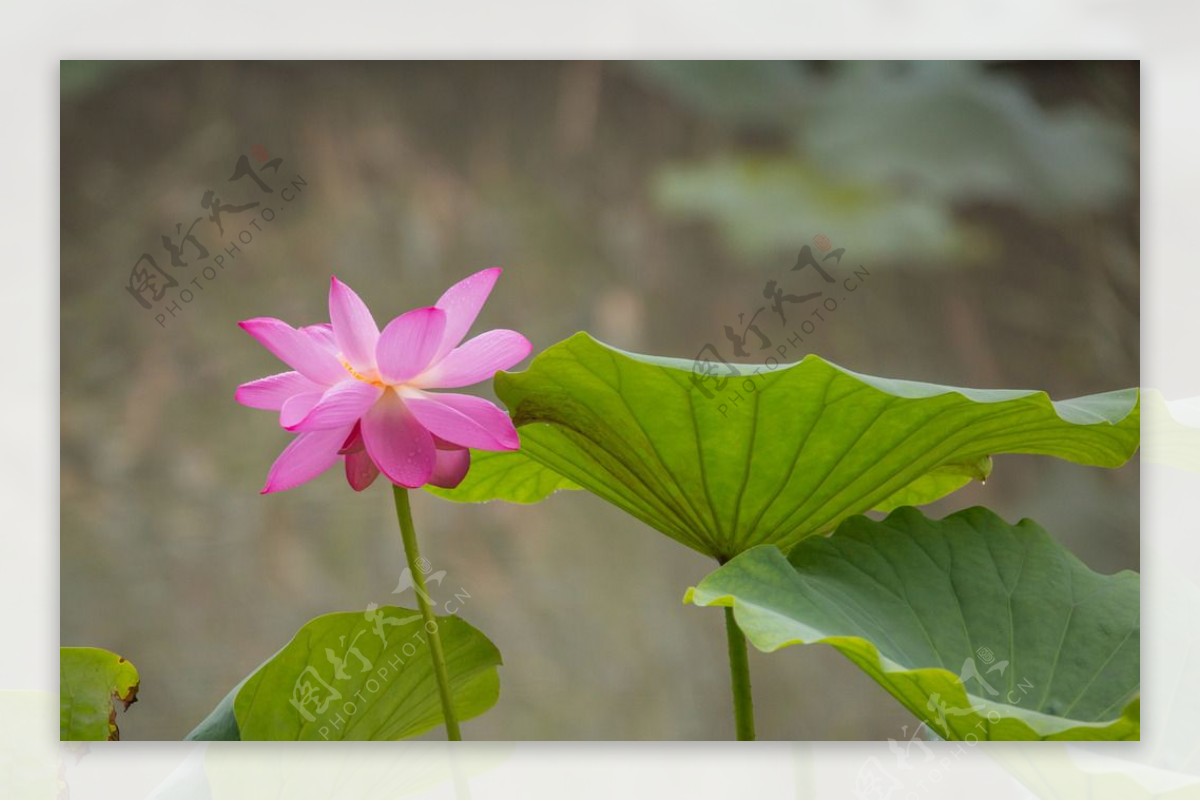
[341,359,387,388]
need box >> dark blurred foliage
[61,61,1138,740]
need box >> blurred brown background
[60,61,1139,740]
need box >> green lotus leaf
[60,647,140,741]
[492,332,1138,559]
[186,607,501,741]
[428,448,580,504]
[686,506,1140,740]
[872,455,993,514]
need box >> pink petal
[286,379,382,432]
[402,391,519,451]
[344,448,380,491]
[415,329,532,389]
[428,447,471,488]
[362,389,437,487]
[339,422,365,454]
[431,267,502,361]
[328,277,380,371]
[302,323,338,353]
[235,371,323,410]
[239,318,347,385]
[280,391,323,429]
[375,306,447,384]
[260,425,354,494]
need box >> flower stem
[391,485,462,741]
[724,607,756,740]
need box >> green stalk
[392,485,462,741]
[724,607,756,740]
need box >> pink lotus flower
[235,268,531,493]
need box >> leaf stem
[724,607,756,740]
[392,485,462,741]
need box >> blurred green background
[60,60,1139,740]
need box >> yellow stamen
[341,359,386,388]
